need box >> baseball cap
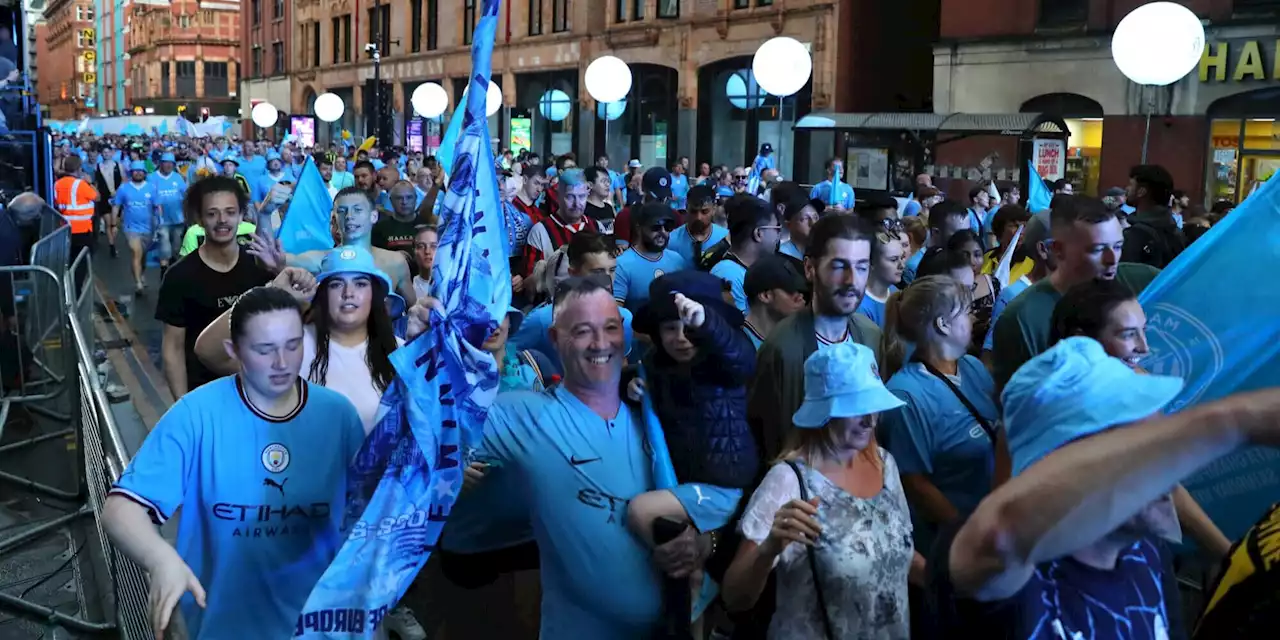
[160,152,176,163]
[1105,187,1127,198]
[642,166,673,201]
[793,342,905,428]
[760,143,774,154]
[634,201,676,228]
[744,256,807,302]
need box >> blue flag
[1139,175,1280,540]
[277,157,336,254]
[158,119,169,135]
[294,1,510,636]
[1026,160,1052,212]
[435,98,467,177]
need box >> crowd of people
[17,129,1277,639]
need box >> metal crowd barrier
[0,214,153,638]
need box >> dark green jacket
[748,308,882,460]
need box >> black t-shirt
[155,247,272,391]
[928,521,1187,640]
[372,214,423,276]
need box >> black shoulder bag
[784,460,836,640]
[916,360,997,444]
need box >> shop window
[1038,0,1086,26]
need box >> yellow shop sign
[1200,40,1280,82]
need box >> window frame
[464,0,475,45]
[426,0,438,50]
[657,0,677,19]
[1036,0,1087,27]
[251,0,261,26]
[552,0,569,32]
[529,0,543,36]
[272,41,284,75]
[411,0,423,53]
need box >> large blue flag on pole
[294,1,510,636]
[1139,175,1280,540]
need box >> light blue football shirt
[882,356,998,549]
[110,376,365,639]
[478,388,662,638]
[614,248,690,314]
[856,286,897,328]
[148,171,188,226]
[809,180,855,210]
[111,181,158,234]
[668,223,728,264]
[709,257,749,314]
[509,303,634,374]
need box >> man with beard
[667,185,726,267]
[248,186,417,310]
[748,215,882,459]
[352,160,378,194]
[741,256,807,349]
[613,202,690,315]
[710,194,783,315]
[156,177,273,398]
[775,184,819,265]
[991,195,1160,389]
[523,169,599,288]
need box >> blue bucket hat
[266,150,282,162]
[128,160,147,173]
[160,152,176,163]
[315,246,406,318]
[1003,337,1185,476]
[792,342,905,428]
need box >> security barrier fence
[1,208,153,638]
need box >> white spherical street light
[410,82,449,118]
[752,37,812,98]
[251,102,279,128]
[585,55,633,104]
[460,81,504,117]
[1111,2,1205,86]
[314,92,345,123]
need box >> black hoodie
[1122,206,1185,269]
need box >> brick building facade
[128,0,241,118]
[239,0,292,137]
[273,0,935,184]
[934,0,1280,205]
[40,0,96,119]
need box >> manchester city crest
[261,443,291,473]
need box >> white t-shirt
[299,325,404,434]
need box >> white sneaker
[382,605,428,640]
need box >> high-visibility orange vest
[54,176,98,234]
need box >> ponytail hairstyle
[880,275,974,380]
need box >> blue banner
[278,157,336,254]
[435,99,467,179]
[1139,175,1280,540]
[292,1,510,636]
[1026,160,1052,212]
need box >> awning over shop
[795,112,1070,138]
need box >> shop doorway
[1020,93,1104,195]
[1206,88,1280,204]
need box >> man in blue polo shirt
[614,202,690,315]
[472,277,711,638]
[103,284,365,639]
[710,194,782,314]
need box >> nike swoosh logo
[570,456,601,466]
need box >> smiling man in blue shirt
[614,202,690,315]
[473,276,712,638]
[103,284,365,639]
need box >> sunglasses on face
[648,222,675,233]
[878,218,904,233]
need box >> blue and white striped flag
[293,1,510,636]
[1139,174,1280,540]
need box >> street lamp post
[1110,2,1205,163]
[752,37,812,180]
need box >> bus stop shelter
[793,112,1071,201]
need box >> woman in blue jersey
[879,275,1000,553]
[102,284,366,640]
[855,227,904,328]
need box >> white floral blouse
[740,450,914,640]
